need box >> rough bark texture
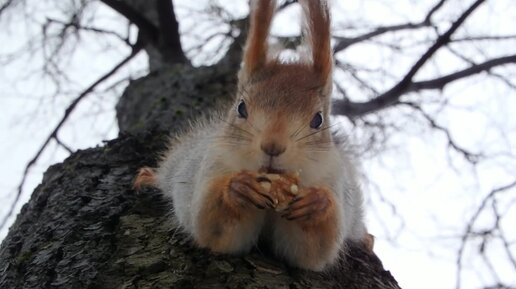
[116,63,236,134]
[0,61,401,288]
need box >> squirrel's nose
[261,142,286,157]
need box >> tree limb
[386,0,485,97]
[333,54,516,117]
[333,0,448,53]
[100,0,159,43]
[446,34,516,43]
[410,54,516,91]
[423,0,447,24]
[0,0,15,16]
[156,0,188,64]
[447,45,516,89]
[333,22,431,53]
[332,0,488,117]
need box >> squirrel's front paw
[281,187,333,224]
[228,171,275,209]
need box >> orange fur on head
[133,167,157,190]
[240,0,333,96]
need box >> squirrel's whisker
[245,119,261,133]
[290,123,305,138]
[295,124,336,142]
[220,120,255,137]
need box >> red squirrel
[135,0,372,271]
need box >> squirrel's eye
[237,100,248,118]
[310,111,323,129]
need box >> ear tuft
[240,0,277,81]
[300,0,333,88]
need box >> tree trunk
[0,56,401,288]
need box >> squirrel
[134,0,373,271]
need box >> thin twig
[333,0,492,117]
[0,0,15,16]
[54,136,73,153]
[401,101,482,163]
[455,180,516,289]
[333,0,448,52]
[45,17,131,45]
[0,42,144,231]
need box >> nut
[265,174,281,181]
[290,184,298,195]
[255,171,300,211]
[260,181,271,192]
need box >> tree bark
[0,53,401,289]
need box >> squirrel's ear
[239,0,276,82]
[301,0,333,94]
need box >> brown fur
[133,167,157,190]
[195,172,267,253]
[144,0,367,271]
[241,0,333,95]
[302,0,332,85]
[233,64,333,150]
[288,186,339,267]
[242,0,276,77]
[244,63,328,110]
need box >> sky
[0,0,515,288]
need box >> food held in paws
[257,172,301,211]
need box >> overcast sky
[1,1,515,288]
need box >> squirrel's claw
[133,167,157,190]
[229,172,275,209]
[281,187,329,221]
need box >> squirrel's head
[219,0,336,175]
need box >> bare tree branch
[54,136,73,154]
[455,180,516,289]
[382,0,485,100]
[411,54,516,91]
[447,34,516,43]
[447,46,516,89]
[0,40,145,231]
[333,54,516,116]
[332,0,490,117]
[0,0,15,16]
[101,0,159,43]
[333,0,448,53]
[333,22,430,53]
[45,17,131,45]
[336,60,380,95]
[156,0,187,64]
[401,101,482,163]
